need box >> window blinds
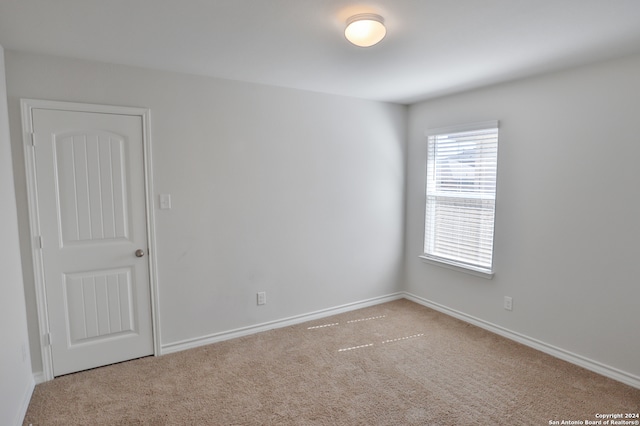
[424,122,499,274]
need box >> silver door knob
[135,249,145,257]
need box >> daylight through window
[422,121,499,276]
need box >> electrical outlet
[257,291,266,306]
[504,296,513,311]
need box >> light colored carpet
[24,299,639,425]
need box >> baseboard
[33,371,46,385]
[403,292,640,390]
[15,376,35,426]
[161,292,404,355]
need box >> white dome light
[344,13,386,47]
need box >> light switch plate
[159,194,172,210]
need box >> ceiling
[1,0,640,104]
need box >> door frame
[20,99,161,382]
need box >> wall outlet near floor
[504,296,513,311]
[257,291,267,306]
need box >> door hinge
[44,332,52,346]
[27,132,35,147]
[36,235,43,249]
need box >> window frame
[420,120,499,279]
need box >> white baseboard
[33,371,46,385]
[403,292,640,390]
[161,293,404,355]
[15,376,35,426]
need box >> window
[421,121,499,278]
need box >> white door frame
[20,99,161,382]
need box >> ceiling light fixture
[344,13,386,47]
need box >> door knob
[135,249,145,258]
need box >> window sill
[419,255,494,279]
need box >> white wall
[404,53,640,381]
[0,45,33,426]
[5,51,406,373]
[9,46,638,392]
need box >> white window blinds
[423,121,499,275]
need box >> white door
[32,108,153,376]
